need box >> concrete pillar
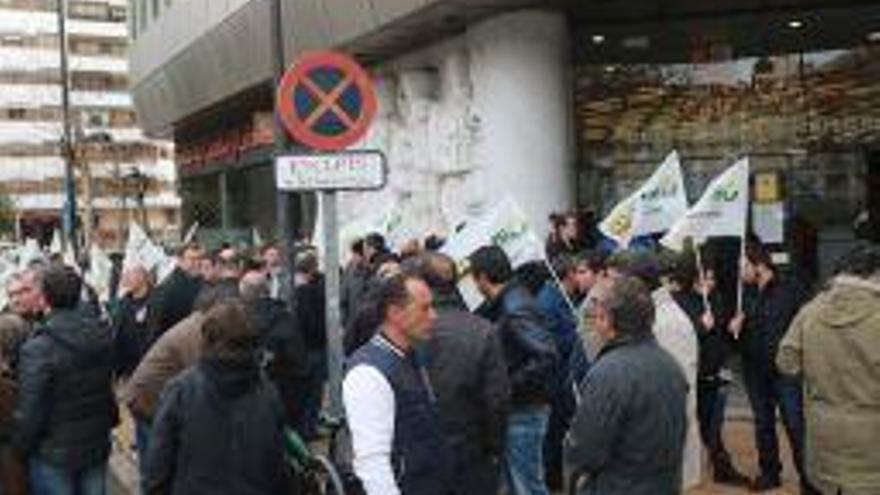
[468,10,574,236]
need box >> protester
[6,269,46,324]
[343,273,453,495]
[730,242,818,493]
[0,270,45,495]
[565,275,688,495]
[14,266,117,495]
[240,270,308,431]
[341,238,370,328]
[470,245,557,495]
[146,243,204,344]
[112,264,154,377]
[575,251,609,361]
[292,250,327,440]
[260,243,291,303]
[535,253,591,491]
[777,245,880,495]
[613,252,700,490]
[343,252,402,355]
[145,301,289,495]
[546,212,587,262]
[363,232,390,267]
[123,283,238,479]
[405,253,510,495]
[670,255,748,486]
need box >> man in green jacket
[778,245,880,495]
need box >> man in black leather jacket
[14,266,117,495]
[470,245,557,495]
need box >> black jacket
[293,275,326,353]
[672,289,733,379]
[145,358,288,495]
[112,292,151,377]
[147,268,202,343]
[566,335,687,495]
[739,275,808,371]
[14,309,117,469]
[426,291,510,495]
[246,297,307,383]
[477,283,557,408]
[343,276,384,356]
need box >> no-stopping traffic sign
[276,51,377,151]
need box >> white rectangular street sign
[275,150,387,191]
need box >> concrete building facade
[0,0,180,249]
[129,0,880,276]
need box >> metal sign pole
[322,191,344,418]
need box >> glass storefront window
[576,45,879,226]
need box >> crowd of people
[0,210,874,495]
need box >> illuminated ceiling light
[592,34,606,45]
[604,65,616,74]
[787,19,805,30]
[867,31,880,42]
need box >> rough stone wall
[337,11,573,249]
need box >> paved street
[688,419,801,495]
[109,416,803,495]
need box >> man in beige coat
[778,246,880,495]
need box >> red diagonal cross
[301,72,356,128]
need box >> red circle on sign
[276,51,377,151]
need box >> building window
[8,108,27,120]
[69,2,110,21]
[110,5,126,22]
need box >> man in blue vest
[343,273,453,495]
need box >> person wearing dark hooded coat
[14,266,117,495]
[145,301,288,495]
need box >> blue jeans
[135,419,152,493]
[503,407,550,495]
[742,363,807,480]
[29,458,106,495]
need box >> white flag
[86,243,113,301]
[123,222,169,273]
[17,238,42,270]
[599,150,689,247]
[251,227,264,248]
[442,195,544,309]
[442,195,544,269]
[49,229,62,254]
[661,158,750,251]
[182,221,199,245]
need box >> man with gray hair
[565,275,687,495]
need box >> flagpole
[543,258,580,320]
[737,235,746,314]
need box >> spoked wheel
[305,453,346,495]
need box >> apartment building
[0,0,180,249]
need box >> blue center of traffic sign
[292,66,364,137]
